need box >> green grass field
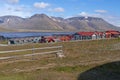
[0,38,120,80]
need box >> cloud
[78,11,120,27]
[54,7,64,12]
[7,0,19,4]
[105,15,120,27]
[79,11,105,17]
[0,0,19,4]
[0,4,32,18]
[79,12,100,17]
[34,2,50,9]
[14,7,23,11]
[48,7,64,12]
[95,10,107,13]
[4,4,24,12]
[79,12,88,16]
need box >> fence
[0,46,65,60]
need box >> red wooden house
[45,36,55,43]
[73,31,105,40]
[52,34,72,42]
[105,30,120,38]
[59,36,71,41]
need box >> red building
[52,34,72,42]
[45,36,55,43]
[105,30,120,38]
[59,36,71,41]
[73,31,105,40]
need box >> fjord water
[0,32,74,38]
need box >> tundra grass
[0,40,8,44]
[0,38,120,80]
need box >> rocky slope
[0,14,119,32]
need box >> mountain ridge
[0,14,119,32]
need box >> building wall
[8,37,41,45]
[0,35,5,41]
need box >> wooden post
[32,44,35,60]
[56,50,65,58]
